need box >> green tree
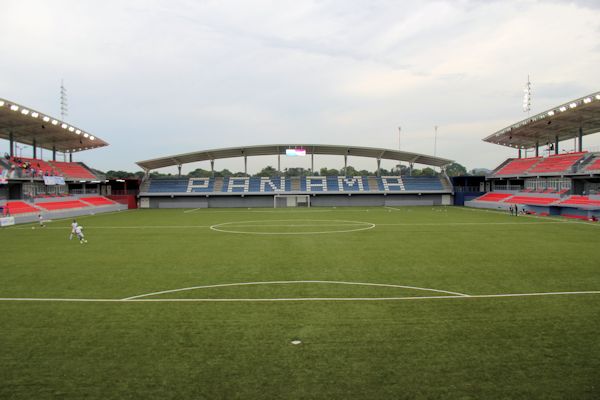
[255,166,279,177]
[188,168,212,177]
[445,162,468,177]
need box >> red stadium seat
[503,196,558,205]
[474,193,513,202]
[80,196,115,206]
[50,161,96,179]
[528,152,586,174]
[3,201,40,215]
[559,196,600,207]
[494,157,540,176]
[36,200,89,211]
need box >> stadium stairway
[291,177,301,191]
[367,176,379,192]
[213,177,224,192]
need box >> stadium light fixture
[584,97,592,104]
[42,116,50,122]
[21,109,29,115]
[569,102,577,109]
[51,119,58,125]
[68,126,75,132]
[596,94,600,100]
[10,104,19,111]
[89,136,95,140]
[83,133,89,138]
[559,106,567,112]
[75,129,81,134]
[31,112,39,118]
[61,123,68,129]
[0,100,4,106]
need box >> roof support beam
[578,127,583,152]
[9,131,14,157]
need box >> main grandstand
[468,91,600,220]
[136,144,454,209]
[0,97,130,224]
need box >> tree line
[100,162,476,180]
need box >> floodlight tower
[522,75,531,115]
[60,79,68,120]
[522,75,532,157]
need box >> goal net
[274,194,311,208]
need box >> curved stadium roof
[484,91,600,149]
[0,97,108,153]
[136,144,453,171]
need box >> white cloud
[0,0,599,173]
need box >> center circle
[209,219,376,235]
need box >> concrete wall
[143,193,447,209]
[3,203,128,226]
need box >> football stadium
[2,2,600,400]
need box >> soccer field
[1,206,599,399]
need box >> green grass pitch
[1,206,599,399]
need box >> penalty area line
[1,290,599,303]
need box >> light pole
[398,126,401,151]
[434,125,438,157]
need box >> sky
[1,0,600,174]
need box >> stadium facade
[467,91,600,220]
[135,144,455,209]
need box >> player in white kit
[69,219,78,240]
[75,225,87,244]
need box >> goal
[274,194,311,208]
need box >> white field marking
[181,209,335,214]
[1,290,600,303]
[9,225,211,230]
[122,280,470,300]
[384,206,404,212]
[209,220,376,235]
[375,221,570,227]
[457,206,600,227]
[183,208,204,214]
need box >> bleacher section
[528,152,586,174]
[585,157,600,172]
[494,157,540,176]
[402,176,444,191]
[36,200,89,211]
[51,161,97,179]
[80,196,115,206]
[475,193,513,202]
[148,179,189,192]
[2,201,40,215]
[505,196,558,206]
[559,195,600,207]
[144,176,447,194]
[491,152,597,177]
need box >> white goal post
[273,194,311,208]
